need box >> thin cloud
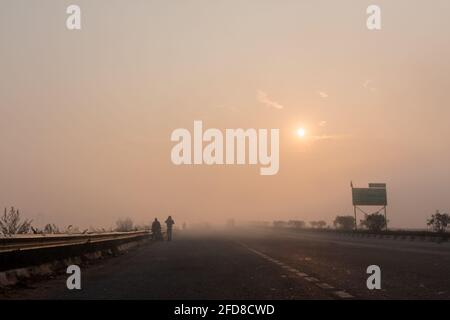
[318,121,327,127]
[363,80,371,88]
[257,90,284,110]
[317,91,328,98]
[363,80,377,92]
[310,134,350,141]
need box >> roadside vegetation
[359,213,387,232]
[0,207,32,236]
[271,209,449,237]
[427,210,450,233]
[0,207,149,237]
[333,215,355,231]
[1,205,448,237]
[114,217,149,232]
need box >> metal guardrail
[0,231,151,253]
[0,231,156,278]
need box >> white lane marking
[237,241,355,299]
[333,290,354,299]
[317,283,335,289]
[305,277,319,282]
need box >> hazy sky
[1,0,449,229]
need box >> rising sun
[297,128,306,138]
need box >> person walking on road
[151,218,162,241]
[165,216,175,241]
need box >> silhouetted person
[165,216,175,241]
[151,218,162,241]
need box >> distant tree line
[273,210,450,233]
[1,205,449,236]
[273,220,328,229]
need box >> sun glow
[297,128,306,138]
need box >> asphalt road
[3,228,450,299]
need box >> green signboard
[352,188,387,206]
[368,183,386,189]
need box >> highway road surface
[2,228,450,299]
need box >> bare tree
[0,207,32,236]
[115,217,134,232]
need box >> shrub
[360,213,387,232]
[333,215,355,230]
[427,210,450,233]
[115,217,134,232]
[44,223,60,234]
[273,220,288,228]
[288,220,305,228]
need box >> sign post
[351,182,388,231]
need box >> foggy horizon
[1,0,450,230]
